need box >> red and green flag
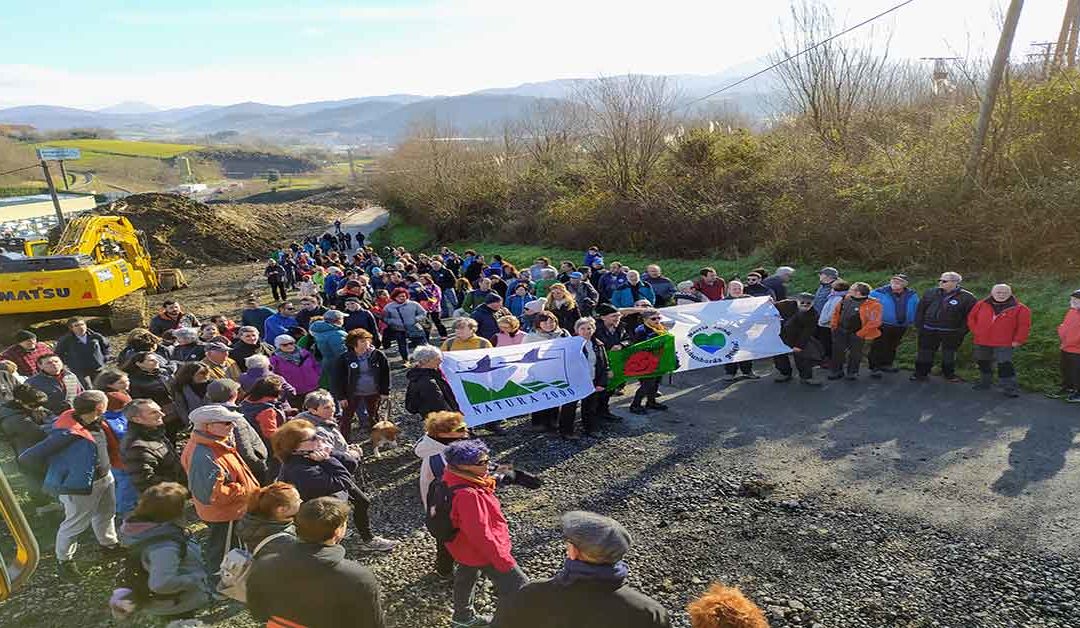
[608,334,677,389]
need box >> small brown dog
[369,420,402,457]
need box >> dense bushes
[374,71,1080,272]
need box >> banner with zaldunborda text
[439,336,594,426]
[663,297,791,372]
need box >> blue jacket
[104,410,138,514]
[310,320,348,371]
[471,305,503,341]
[241,306,276,330]
[812,282,834,314]
[263,313,297,342]
[610,282,656,308]
[54,330,110,377]
[506,294,530,318]
[599,272,628,302]
[19,412,101,495]
[869,285,919,328]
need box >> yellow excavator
[0,469,38,601]
[0,208,185,340]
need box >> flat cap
[561,511,631,564]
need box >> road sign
[36,147,81,161]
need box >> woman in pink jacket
[269,334,321,408]
[966,284,1031,398]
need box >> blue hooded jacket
[869,284,919,328]
[310,320,348,371]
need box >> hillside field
[33,138,201,158]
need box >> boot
[1000,377,1020,398]
[57,561,82,582]
[972,371,993,391]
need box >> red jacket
[1059,308,1080,353]
[1,341,53,377]
[693,278,726,301]
[967,299,1031,348]
[444,469,515,572]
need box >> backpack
[119,531,189,604]
[217,520,293,603]
[424,454,466,543]
[841,300,864,333]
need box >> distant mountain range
[0,63,776,144]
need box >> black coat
[54,330,110,377]
[492,576,669,628]
[404,367,459,416]
[916,287,978,332]
[330,349,390,400]
[120,422,184,492]
[280,451,358,501]
[247,542,385,628]
[585,337,610,388]
[343,309,381,343]
[230,340,274,373]
[775,300,819,349]
[127,368,174,407]
[296,305,329,331]
[595,323,629,351]
[265,263,286,284]
[0,401,48,460]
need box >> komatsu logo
[0,287,72,301]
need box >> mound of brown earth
[94,192,324,266]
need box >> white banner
[440,336,594,426]
[662,297,791,372]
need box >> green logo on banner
[691,332,728,354]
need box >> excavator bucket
[156,268,188,291]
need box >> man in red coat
[1,330,53,377]
[967,284,1032,397]
[442,439,528,627]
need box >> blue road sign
[36,147,81,161]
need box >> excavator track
[106,288,149,334]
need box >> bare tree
[576,75,678,196]
[772,0,901,150]
[516,99,585,170]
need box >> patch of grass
[34,139,201,159]
[373,215,1069,394]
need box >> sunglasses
[453,426,468,433]
[938,279,952,283]
[281,342,296,346]
[648,316,662,320]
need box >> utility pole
[961,0,1024,199]
[346,147,358,184]
[58,160,70,190]
[1053,0,1080,70]
[39,160,65,229]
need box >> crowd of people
[2,224,1077,628]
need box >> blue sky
[0,0,1066,109]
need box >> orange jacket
[1059,308,1080,354]
[180,430,260,522]
[830,296,884,340]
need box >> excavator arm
[51,208,159,292]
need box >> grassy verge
[374,215,1069,393]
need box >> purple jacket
[270,349,322,396]
[238,365,297,400]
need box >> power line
[681,0,920,109]
[0,163,39,177]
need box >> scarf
[553,559,629,587]
[644,320,668,336]
[274,348,305,366]
[452,467,497,492]
[989,296,1016,316]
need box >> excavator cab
[0,237,49,258]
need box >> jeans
[831,330,865,375]
[389,330,427,361]
[441,291,457,318]
[204,520,239,580]
[269,281,287,302]
[914,329,966,377]
[868,325,907,370]
[452,563,529,621]
[347,485,374,541]
[1061,351,1080,391]
[973,345,1016,381]
[342,394,382,441]
[56,474,118,562]
[774,353,814,379]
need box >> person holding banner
[525,312,573,432]
[594,305,629,421]
[404,347,461,418]
[722,282,760,382]
[554,318,610,439]
[629,309,669,415]
[773,293,823,386]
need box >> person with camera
[441,439,529,628]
